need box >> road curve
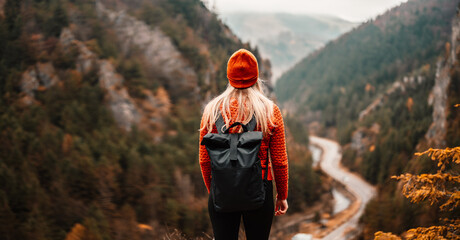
[309,136,376,240]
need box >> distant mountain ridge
[221,12,358,81]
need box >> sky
[209,0,409,22]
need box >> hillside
[276,0,456,137]
[0,0,325,239]
[275,0,460,238]
[360,11,460,239]
[221,12,357,81]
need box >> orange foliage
[375,144,460,239]
[62,133,73,154]
[421,64,431,74]
[445,42,451,59]
[30,34,43,42]
[65,223,85,240]
[68,69,82,83]
[365,83,375,93]
[414,147,460,171]
[406,97,413,112]
[374,231,401,240]
[138,223,153,232]
[403,219,460,240]
[392,172,460,211]
[370,145,376,152]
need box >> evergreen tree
[45,0,69,37]
[374,142,460,239]
[4,0,22,40]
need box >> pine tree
[374,105,460,239]
[46,0,69,37]
[4,0,22,40]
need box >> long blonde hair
[200,79,275,134]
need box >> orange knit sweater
[199,100,289,200]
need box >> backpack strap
[216,114,225,134]
[216,113,257,133]
[246,115,257,131]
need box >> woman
[199,49,289,240]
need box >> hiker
[199,48,289,240]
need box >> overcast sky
[210,0,409,22]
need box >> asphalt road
[309,136,376,240]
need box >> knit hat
[227,49,259,89]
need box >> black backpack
[200,114,268,212]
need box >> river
[293,136,376,240]
[309,144,351,215]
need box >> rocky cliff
[423,60,450,148]
[19,25,172,139]
[423,14,460,148]
[16,0,273,139]
[96,1,199,100]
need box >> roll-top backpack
[201,114,268,212]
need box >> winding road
[309,136,376,240]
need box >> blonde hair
[200,79,275,134]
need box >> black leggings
[208,180,274,240]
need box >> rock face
[20,62,60,96]
[351,123,380,154]
[96,1,199,100]
[26,26,171,135]
[19,61,59,107]
[424,61,449,148]
[19,0,191,137]
[60,28,99,75]
[424,16,460,148]
[98,60,141,132]
[58,27,143,132]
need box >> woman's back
[198,48,289,240]
[199,97,289,201]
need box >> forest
[0,0,323,239]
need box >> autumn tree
[374,135,460,239]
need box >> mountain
[221,12,358,81]
[276,0,457,140]
[0,0,324,239]
[274,0,460,237]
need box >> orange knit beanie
[227,49,259,89]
